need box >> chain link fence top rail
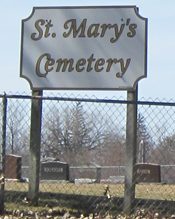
[1,93,175,216]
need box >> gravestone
[40,161,69,180]
[5,154,22,179]
[135,163,161,183]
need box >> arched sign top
[20,6,147,90]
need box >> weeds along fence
[1,93,175,215]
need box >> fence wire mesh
[0,93,175,217]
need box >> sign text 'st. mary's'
[31,18,137,43]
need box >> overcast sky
[1,0,175,100]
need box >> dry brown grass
[4,181,175,200]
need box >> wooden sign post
[123,87,138,214]
[28,90,42,205]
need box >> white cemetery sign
[20,6,147,90]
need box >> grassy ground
[3,181,175,215]
[5,181,175,200]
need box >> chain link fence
[0,93,175,216]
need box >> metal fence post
[0,93,7,214]
[123,88,138,214]
[28,90,43,205]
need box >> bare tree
[94,131,126,166]
[6,103,29,155]
[152,133,175,165]
[41,102,107,164]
